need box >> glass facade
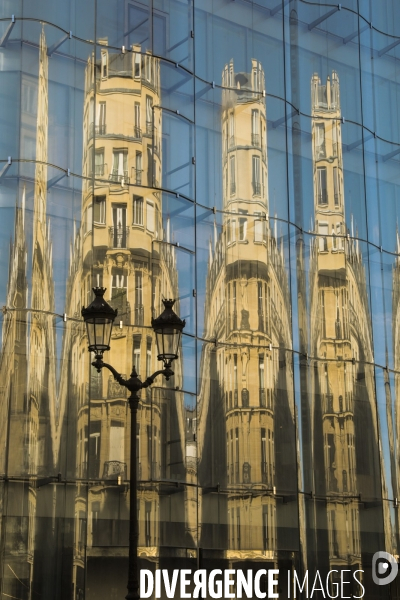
[1,1,400,598]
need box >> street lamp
[82,288,185,600]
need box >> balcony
[133,126,142,139]
[103,460,127,480]
[132,167,143,186]
[251,133,260,147]
[109,170,130,184]
[109,226,129,249]
[252,182,261,196]
[89,122,107,138]
[96,124,106,135]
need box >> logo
[372,552,398,586]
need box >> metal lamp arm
[91,356,174,393]
[144,366,174,386]
[92,359,128,386]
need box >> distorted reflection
[0,12,398,600]
[0,29,59,599]
[308,72,382,595]
[66,45,187,594]
[197,60,297,591]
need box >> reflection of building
[197,60,296,588]
[0,29,59,599]
[62,45,186,596]
[309,72,382,593]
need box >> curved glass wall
[0,1,400,598]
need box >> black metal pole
[90,361,173,600]
[126,390,140,600]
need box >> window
[101,51,108,78]
[94,196,105,224]
[111,273,126,295]
[318,222,328,252]
[145,55,151,82]
[146,337,152,377]
[337,222,343,250]
[315,123,326,158]
[112,206,127,248]
[252,156,261,195]
[97,102,106,135]
[317,167,327,204]
[134,103,141,138]
[261,429,267,483]
[94,149,104,177]
[147,201,155,232]
[262,505,269,549]
[333,167,340,206]
[109,422,124,466]
[254,213,266,243]
[133,196,143,225]
[133,335,141,373]
[229,113,234,147]
[135,151,142,185]
[232,282,237,329]
[259,354,265,406]
[135,271,143,325]
[238,211,247,241]
[235,428,239,482]
[233,354,238,407]
[145,502,152,545]
[231,219,236,243]
[84,204,93,234]
[332,123,338,156]
[253,64,262,91]
[112,150,128,182]
[134,53,141,78]
[146,96,153,134]
[251,109,260,146]
[230,155,236,194]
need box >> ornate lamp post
[82,288,185,600]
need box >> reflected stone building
[1,3,400,598]
[0,30,55,600]
[62,45,187,597]
[197,60,297,589]
[309,72,382,592]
